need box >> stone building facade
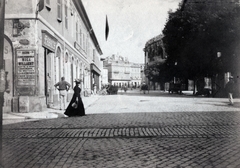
[3,0,102,112]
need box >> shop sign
[42,30,57,52]
[16,49,36,86]
[91,63,101,75]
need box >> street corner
[3,112,27,120]
[2,112,37,125]
[3,109,65,121]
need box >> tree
[162,0,240,83]
[144,58,166,90]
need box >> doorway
[44,49,54,107]
[3,36,14,112]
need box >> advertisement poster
[16,49,36,96]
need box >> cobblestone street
[2,91,240,168]
[3,111,240,168]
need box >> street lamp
[212,51,224,97]
[174,61,178,83]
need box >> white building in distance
[103,54,143,88]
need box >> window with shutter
[80,29,82,47]
[86,35,88,53]
[70,0,74,15]
[83,34,85,51]
[76,22,79,42]
[65,4,68,29]
[45,0,51,10]
[57,0,62,22]
[93,49,95,62]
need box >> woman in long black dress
[64,79,85,117]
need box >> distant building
[130,63,143,88]
[103,54,142,88]
[143,34,166,90]
[140,65,146,83]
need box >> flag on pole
[105,15,109,41]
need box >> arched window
[65,53,68,63]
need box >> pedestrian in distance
[54,77,71,110]
[64,79,85,117]
[225,76,235,106]
[123,85,128,92]
[93,83,97,95]
[141,82,148,94]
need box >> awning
[90,63,101,75]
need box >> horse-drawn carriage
[106,85,118,95]
[168,83,182,94]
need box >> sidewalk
[2,95,100,125]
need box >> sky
[82,0,182,64]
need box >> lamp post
[212,51,223,97]
[174,61,178,83]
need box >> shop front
[90,63,101,92]
[41,30,58,108]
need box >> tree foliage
[162,0,240,81]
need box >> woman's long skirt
[64,96,85,117]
